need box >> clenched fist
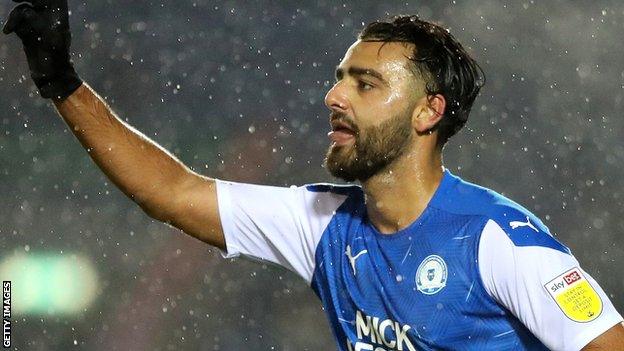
[3,0,82,99]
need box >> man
[3,1,624,350]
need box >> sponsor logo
[509,216,539,232]
[345,310,416,351]
[415,255,447,295]
[345,245,368,276]
[544,267,602,322]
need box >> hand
[3,0,82,99]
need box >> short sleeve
[215,179,351,284]
[478,219,623,351]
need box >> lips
[328,120,356,145]
[328,129,355,144]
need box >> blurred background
[1,0,624,349]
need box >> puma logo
[345,245,368,276]
[509,216,538,232]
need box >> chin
[326,155,362,183]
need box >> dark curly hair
[359,15,485,147]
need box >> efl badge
[544,267,603,323]
[416,255,447,295]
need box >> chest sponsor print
[345,310,417,351]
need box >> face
[323,40,423,182]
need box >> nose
[324,81,349,113]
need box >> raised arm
[53,84,225,249]
[3,0,225,248]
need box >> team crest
[416,255,447,295]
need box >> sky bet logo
[549,270,581,293]
[346,310,416,351]
[544,268,602,323]
[2,281,10,349]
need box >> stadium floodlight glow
[0,253,99,315]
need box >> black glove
[3,0,82,99]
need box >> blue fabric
[310,170,568,350]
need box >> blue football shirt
[216,169,622,350]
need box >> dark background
[1,1,623,350]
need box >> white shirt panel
[215,179,348,284]
[478,219,622,351]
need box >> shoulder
[216,179,361,198]
[303,182,365,217]
[304,182,363,197]
[434,171,569,254]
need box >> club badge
[416,255,447,295]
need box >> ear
[412,94,446,133]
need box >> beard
[323,108,413,182]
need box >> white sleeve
[479,219,623,351]
[215,179,350,284]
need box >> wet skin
[323,40,424,182]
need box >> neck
[361,147,444,234]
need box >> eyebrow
[335,66,389,86]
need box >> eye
[358,80,374,91]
